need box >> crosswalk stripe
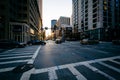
[98,62,120,73]
[0,53,33,57]
[109,60,120,65]
[0,52,32,55]
[2,49,15,53]
[20,46,41,80]
[48,69,58,80]
[27,46,41,64]
[68,66,87,80]
[20,68,35,80]
[0,55,32,60]
[0,67,15,73]
[0,59,30,65]
[72,56,120,66]
[84,64,116,80]
[86,56,120,64]
[34,67,58,74]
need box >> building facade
[0,0,43,43]
[51,19,57,32]
[72,0,79,33]
[72,0,120,41]
[55,16,71,39]
[57,16,70,27]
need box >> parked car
[27,40,46,45]
[66,38,77,41]
[0,40,25,49]
[80,39,99,45]
[112,40,120,45]
[55,39,62,44]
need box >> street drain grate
[12,64,34,73]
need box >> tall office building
[72,0,120,41]
[0,0,43,43]
[51,19,57,32]
[57,16,70,27]
[72,0,79,33]
[57,16,70,38]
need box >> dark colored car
[112,40,120,45]
[66,38,77,41]
[0,40,25,49]
[27,40,46,45]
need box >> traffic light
[103,0,107,11]
[45,27,48,30]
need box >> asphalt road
[0,40,120,80]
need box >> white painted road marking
[68,66,87,80]
[0,53,33,57]
[34,56,120,75]
[2,49,16,53]
[0,55,32,60]
[98,62,120,73]
[0,53,120,80]
[48,69,58,80]
[20,68,35,80]
[0,59,30,65]
[27,46,41,64]
[84,63,116,80]
[0,67,15,73]
[20,46,41,80]
[109,59,120,65]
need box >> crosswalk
[0,46,41,73]
[32,56,120,80]
[0,46,120,80]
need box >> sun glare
[46,30,51,37]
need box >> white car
[80,39,99,45]
[55,39,62,44]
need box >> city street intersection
[0,40,120,80]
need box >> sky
[43,0,72,36]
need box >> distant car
[0,40,25,48]
[112,40,120,45]
[55,39,62,44]
[66,38,76,41]
[80,39,99,45]
[27,40,46,45]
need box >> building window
[103,17,107,21]
[85,27,88,30]
[103,22,107,28]
[93,24,97,28]
[93,18,97,23]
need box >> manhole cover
[12,64,34,73]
